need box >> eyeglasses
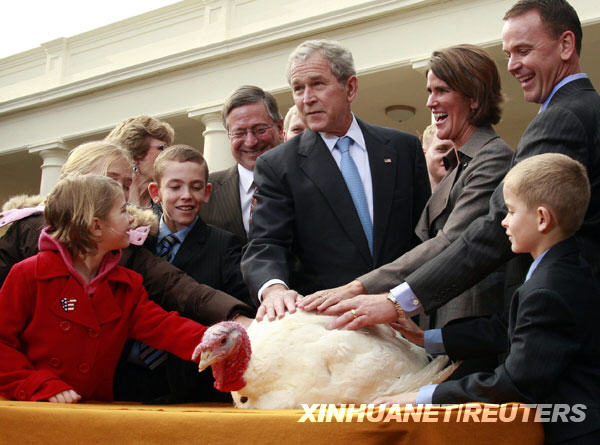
[228,124,274,140]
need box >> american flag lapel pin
[384,158,392,164]
[60,298,77,312]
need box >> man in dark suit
[199,86,284,243]
[344,0,600,323]
[241,39,430,320]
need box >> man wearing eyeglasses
[242,40,430,321]
[200,85,284,242]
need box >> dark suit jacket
[170,218,251,307]
[406,77,600,313]
[433,238,600,443]
[241,118,430,297]
[200,165,247,243]
[358,125,512,328]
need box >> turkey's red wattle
[211,325,252,392]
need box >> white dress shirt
[238,163,255,235]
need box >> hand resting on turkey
[194,310,455,409]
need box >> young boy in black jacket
[383,153,600,444]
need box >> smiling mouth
[241,147,268,157]
[516,74,534,86]
[433,112,448,124]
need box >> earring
[133,165,139,173]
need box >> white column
[29,141,70,195]
[189,106,235,172]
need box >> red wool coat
[0,248,207,402]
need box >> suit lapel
[298,130,372,265]
[217,166,245,239]
[508,288,520,336]
[361,120,396,263]
[417,162,459,239]
[417,126,498,239]
[506,238,579,340]
[172,219,208,270]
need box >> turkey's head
[194,321,252,392]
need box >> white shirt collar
[237,163,255,192]
[319,114,366,153]
[158,214,197,244]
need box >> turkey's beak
[198,350,218,372]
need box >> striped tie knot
[157,234,179,262]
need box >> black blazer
[149,218,252,308]
[241,118,430,297]
[433,238,600,443]
[407,77,600,312]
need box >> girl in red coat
[0,175,207,403]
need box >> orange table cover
[0,401,544,444]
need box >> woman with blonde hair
[60,141,133,197]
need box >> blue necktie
[336,136,373,254]
[157,233,179,262]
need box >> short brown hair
[153,144,208,186]
[106,115,174,160]
[222,86,282,129]
[428,44,503,127]
[61,141,132,178]
[45,175,123,254]
[503,153,590,235]
[504,0,582,55]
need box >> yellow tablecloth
[0,401,544,444]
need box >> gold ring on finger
[351,309,358,319]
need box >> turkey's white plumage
[229,311,449,409]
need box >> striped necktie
[130,233,179,371]
[157,233,178,262]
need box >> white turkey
[194,310,454,409]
